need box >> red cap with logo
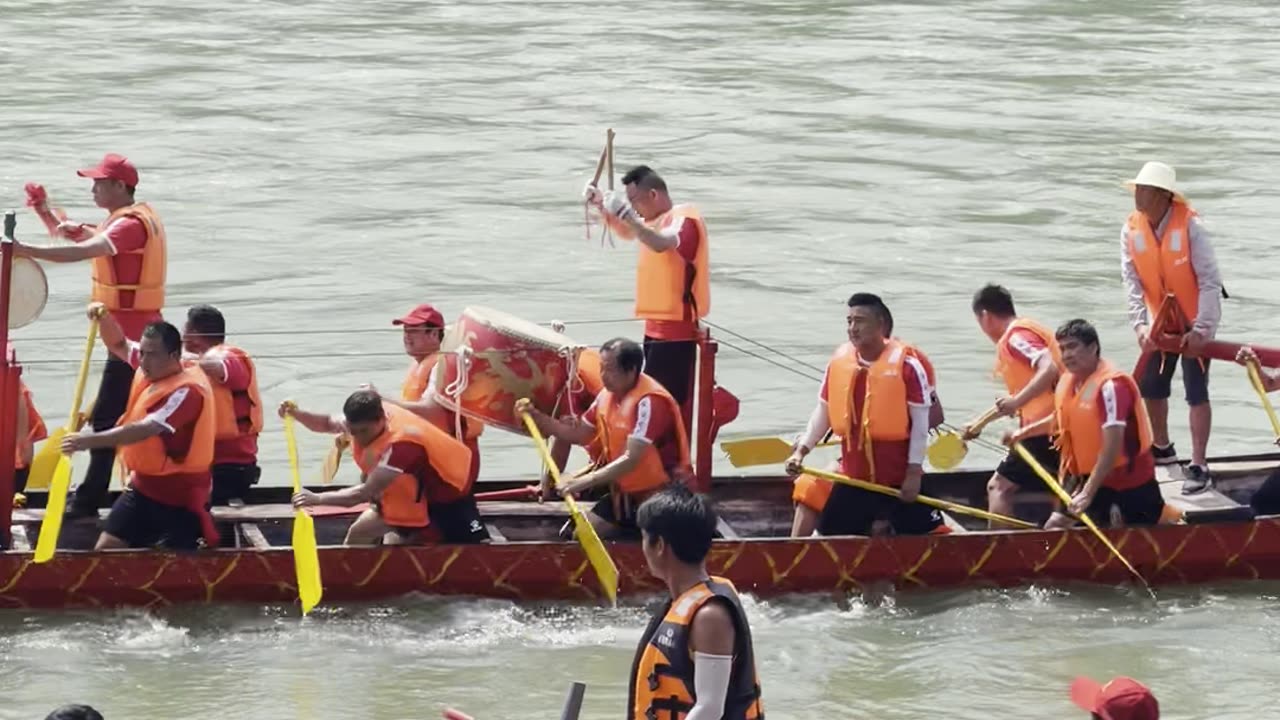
[392,303,444,328]
[1071,676,1159,720]
[77,153,140,187]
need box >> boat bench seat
[1156,465,1255,523]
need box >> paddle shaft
[800,465,1035,529]
[1245,361,1280,439]
[1011,442,1153,592]
[475,485,539,502]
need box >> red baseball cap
[392,303,444,327]
[1071,676,1159,720]
[77,153,140,187]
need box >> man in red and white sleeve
[786,293,943,537]
[1008,319,1166,529]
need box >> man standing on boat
[586,165,709,432]
[522,337,692,538]
[968,284,1063,524]
[283,390,490,544]
[784,293,942,536]
[1121,161,1223,494]
[1007,319,1167,528]
[17,154,167,518]
[89,302,264,505]
[629,484,764,720]
[60,321,219,550]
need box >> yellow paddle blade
[33,455,74,563]
[519,406,618,605]
[319,435,347,485]
[1246,362,1280,438]
[720,437,792,468]
[926,432,967,471]
[284,415,324,615]
[24,429,66,490]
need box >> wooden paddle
[319,433,349,485]
[799,465,1035,529]
[27,314,100,490]
[32,316,100,564]
[721,435,838,468]
[1011,441,1153,594]
[284,414,324,616]
[926,406,1000,471]
[518,402,618,605]
[1244,360,1280,439]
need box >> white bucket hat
[1124,161,1185,202]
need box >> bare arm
[686,600,737,720]
[618,216,679,253]
[74,419,167,450]
[574,435,648,491]
[308,466,396,507]
[93,305,132,363]
[17,234,114,263]
[525,407,597,447]
[1009,354,1060,409]
[283,403,345,435]
[16,393,33,467]
[1010,413,1054,443]
[197,354,228,384]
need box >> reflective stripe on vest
[634,204,711,322]
[1053,361,1153,478]
[595,373,692,495]
[1125,201,1199,325]
[994,318,1064,430]
[90,202,167,312]
[210,345,264,441]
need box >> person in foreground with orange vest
[967,284,1063,524]
[523,337,693,539]
[784,293,943,537]
[18,153,167,519]
[586,165,709,432]
[1006,319,1167,529]
[60,322,218,550]
[92,302,263,505]
[12,376,48,496]
[629,484,764,720]
[1121,161,1224,495]
[284,390,489,544]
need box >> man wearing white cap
[1120,161,1224,494]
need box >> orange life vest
[594,373,692,495]
[351,405,473,528]
[402,353,437,402]
[1053,361,1153,482]
[629,576,764,720]
[16,381,47,469]
[208,345,263,442]
[994,318,1064,432]
[633,205,711,322]
[573,348,607,463]
[825,340,912,443]
[91,202,167,312]
[1125,201,1199,326]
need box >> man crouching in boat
[629,484,764,720]
[1007,319,1167,528]
[60,321,220,550]
[785,293,942,537]
[968,284,1064,525]
[522,337,693,539]
[283,390,490,544]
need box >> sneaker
[1151,443,1179,466]
[1182,464,1212,495]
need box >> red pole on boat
[0,211,20,549]
[692,327,717,494]
[1149,293,1280,367]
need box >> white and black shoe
[1182,464,1212,495]
[1151,444,1179,466]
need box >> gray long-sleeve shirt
[1120,208,1223,337]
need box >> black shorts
[428,497,490,543]
[642,336,696,411]
[1138,351,1210,406]
[817,482,943,537]
[1250,467,1280,516]
[103,489,207,550]
[1077,477,1166,527]
[996,435,1060,488]
[211,463,260,506]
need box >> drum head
[4,257,49,329]
[444,305,579,351]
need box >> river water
[3,0,1280,717]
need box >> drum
[3,257,49,329]
[433,306,588,435]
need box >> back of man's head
[46,705,104,720]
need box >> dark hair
[971,283,1017,317]
[124,184,136,198]
[186,304,227,344]
[1055,318,1101,354]
[600,337,645,375]
[621,165,668,194]
[141,321,182,356]
[636,484,717,564]
[45,705,104,720]
[342,389,385,425]
[847,293,893,334]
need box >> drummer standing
[588,165,709,432]
[17,153,167,518]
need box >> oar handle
[65,316,100,429]
[1245,361,1280,439]
[284,414,304,494]
[964,406,1002,437]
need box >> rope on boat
[702,319,828,376]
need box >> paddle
[475,485,539,502]
[1244,360,1280,439]
[27,314,101,490]
[283,414,324,616]
[799,465,1036,529]
[32,316,100,564]
[926,406,1000,471]
[1011,441,1153,594]
[518,401,618,605]
[319,433,349,485]
[721,435,838,468]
